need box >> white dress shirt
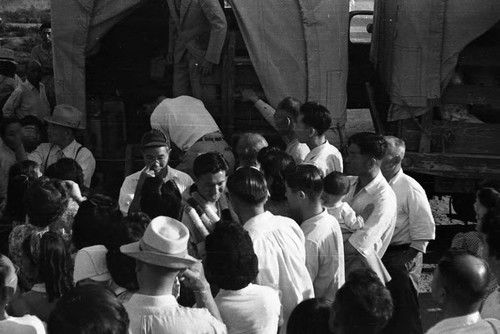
[303,141,343,176]
[3,80,51,121]
[301,209,345,302]
[243,211,314,334]
[482,289,500,321]
[426,312,500,334]
[150,96,220,151]
[388,169,436,253]
[118,166,193,215]
[0,315,46,334]
[215,284,281,334]
[125,294,227,334]
[28,140,95,188]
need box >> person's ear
[298,190,307,200]
[309,127,316,138]
[367,157,376,170]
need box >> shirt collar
[432,312,481,331]
[129,293,178,307]
[388,168,404,186]
[244,211,272,229]
[364,171,385,195]
[61,139,79,155]
[302,208,328,226]
[31,283,46,293]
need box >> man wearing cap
[150,95,235,177]
[0,48,22,109]
[121,216,227,334]
[119,129,193,215]
[3,60,51,121]
[166,0,226,99]
[26,104,95,188]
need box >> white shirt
[243,211,314,334]
[301,209,345,302]
[0,315,46,334]
[286,139,310,164]
[482,289,500,321]
[118,166,193,215]
[325,201,364,232]
[0,139,17,201]
[215,284,281,334]
[28,140,95,188]
[426,312,500,334]
[303,141,343,176]
[125,294,227,334]
[388,169,436,253]
[346,172,397,258]
[3,80,51,121]
[150,96,220,151]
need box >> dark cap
[141,129,170,149]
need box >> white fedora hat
[0,48,17,64]
[44,104,85,130]
[121,216,198,269]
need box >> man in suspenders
[27,104,96,187]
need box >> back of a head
[72,194,122,251]
[332,269,393,334]
[38,232,73,303]
[277,97,301,121]
[287,298,331,334]
[24,176,69,228]
[140,178,182,220]
[348,132,387,160]
[323,171,350,196]
[436,251,490,307]
[477,187,500,211]
[205,219,258,290]
[5,160,39,221]
[45,158,85,190]
[299,102,332,136]
[285,164,323,201]
[193,152,229,178]
[0,254,16,293]
[236,133,269,167]
[257,147,295,201]
[226,167,268,205]
[48,284,129,334]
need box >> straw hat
[44,104,85,130]
[120,216,198,269]
[0,48,17,64]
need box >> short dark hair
[332,269,393,334]
[483,209,500,260]
[299,102,332,136]
[205,220,258,290]
[323,171,350,196]
[226,167,268,204]
[72,194,122,250]
[24,177,69,228]
[40,22,51,32]
[277,97,301,121]
[285,164,323,201]
[0,118,21,138]
[193,152,229,178]
[288,298,331,334]
[437,251,490,306]
[140,178,182,220]
[257,147,295,201]
[45,158,85,191]
[348,132,387,160]
[48,285,129,334]
[477,187,500,211]
[5,160,39,221]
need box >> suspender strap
[487,320,499,334]
[75,145,84,160]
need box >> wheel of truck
[450,194,477,223]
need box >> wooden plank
[403,152,500,179]
[442,85,500,107]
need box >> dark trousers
[382,247,423,334]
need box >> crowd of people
[0,21,500,334]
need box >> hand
[139,162,157,180]
[166,52,174,65]
[404,248,420,271]
[361,203,375,221]
[241,88,259,103]
[197,59,214,76]
[62,180,85,203]
[179,261,209,292]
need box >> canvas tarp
[229,0,349,126]
[371,0,500,121]
[51,0,145,128]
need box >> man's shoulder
[168,167,194,183]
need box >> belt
[196,132,224,143]
[386,244,411,252]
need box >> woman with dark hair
[48,284,129,334]
[287,298,331,334]
[9,232,73,322]
[45,157,86,195]
[205,220,280,334]
[257,146,295,217]
[8,177,78,290]
[140,177,183,220]
[72,194,122,251]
